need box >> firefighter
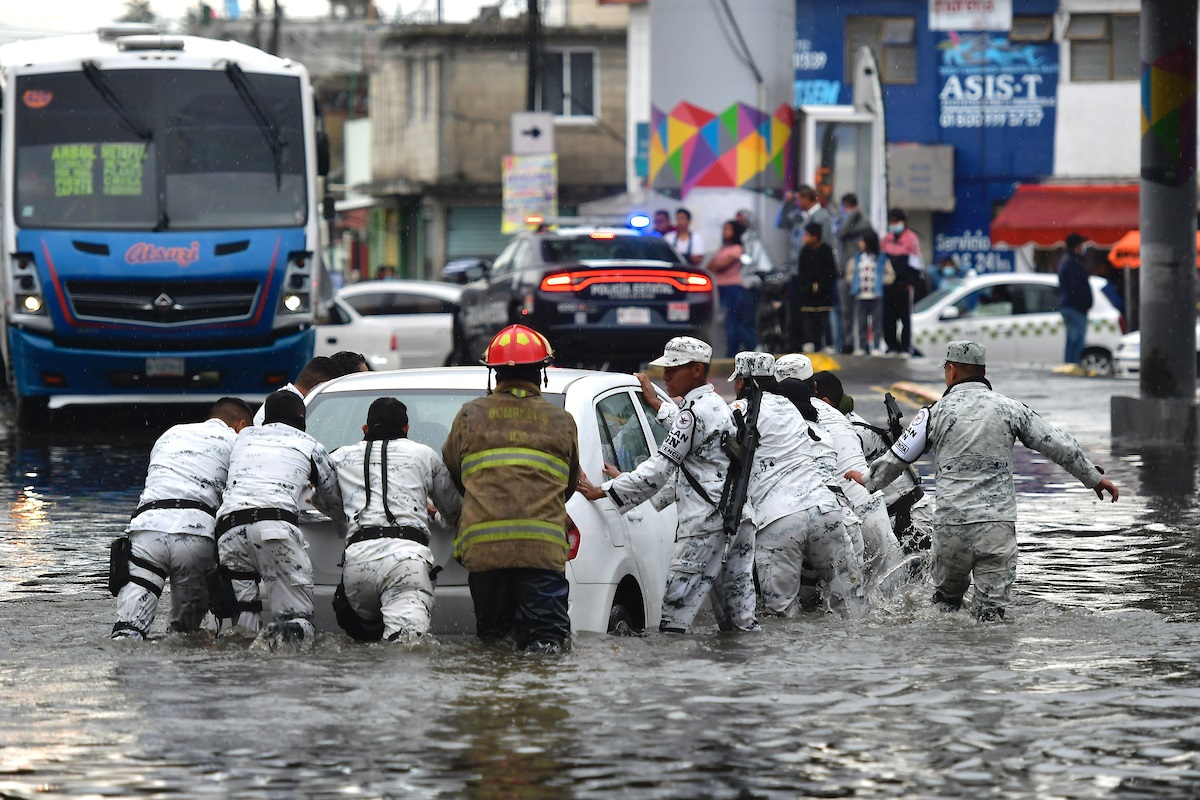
[110,398,254,639]
[846,341,1119,621]
[441,325,580,654]
[577,337,760,633]
[329,397,462,643]
[215,390,346,647]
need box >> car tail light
[566,519,581,560]
[539,269,713,293]
[390,332,398,351]
[1118,315,1128,335]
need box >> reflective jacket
[330,437,463,543]
[127,417,238,539]
[864,378,1104,526]
[218,422,346,535]
[442,380,580,573]
[604,383,733,538]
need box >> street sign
[502,154,557,233]
[511,112,555,156]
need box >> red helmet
[481,324,555,367]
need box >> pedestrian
[110,397,255,640]
[732,208,772,352]
[777,186,834,267]
[836,194,874,352]
[792,221,838,353]
[576,337,760,634]
[845,341,1119,621]
[728,352,863,616]
[330,350,371,375]
[808,370,903,585]
[441,324,580,654]
[845,231,892,355]
[652,209,674,238]
[328,397,463,643]
[880,209,923,356]
[664,208,705,266]
[708,219,747,358]
[252,355,337,425]
[1058,232,1093,365]
[215,390,346,646]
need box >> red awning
[990,184,1140,248]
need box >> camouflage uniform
[604,383,758,633]
[329,438,462,641]
[113,418,238,638]
[216,423,345,635]
[850,410,934,553]
[864,377,1104,617]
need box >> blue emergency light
[628,214,651,230]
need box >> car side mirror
[939,306,961,321]
[322,195,337,222]
[465,263,488,282]
[316,131,331,177]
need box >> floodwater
[2,361,1200,799]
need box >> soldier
[329,397,462,643]
[442,324,580,654]
[577,337,759,633]
[111,398,254,640]
[846,341,1119,621]
[252,356,338,425]
[215,390,346,646]
[727,352,863,616]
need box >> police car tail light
[540,270,713,293]
[566,521,581,560]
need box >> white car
[911,274,1123,375]
[1112,323,1200,380]
[300,367,678,635]
[314,281,463,371]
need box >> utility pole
[526,0,541,112]
[252,0,261,50]
[269,0,281,56]
[1112,0,1200,445]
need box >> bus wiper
[224,61,284,190]
[81,61,153,142]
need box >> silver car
[301,367,678,635]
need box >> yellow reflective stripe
[460,447,569,481]
[454,519,568,558]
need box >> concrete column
[1112,0,1200,444]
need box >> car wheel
[1080,347,1113,377]
[608,602,636,635]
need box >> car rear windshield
[541,235,683,265]
[306,388,566,453]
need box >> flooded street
[2,359,1200,799]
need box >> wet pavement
[2,356,1200,799]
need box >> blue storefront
[794,0,1060,274]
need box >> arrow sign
[511,112,555,155]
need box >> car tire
[1080,347,1113,377]
[607,602,636,635]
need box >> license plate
[616,307,651,325]
[146,357,185,377]
[667,301,689,322]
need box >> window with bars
[1067,14,1140,82]
[538,49,597,119]
[845,16,917,85]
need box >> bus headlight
[283,293,304,312]
[22,295,43,313]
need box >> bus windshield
[14,69,306,231]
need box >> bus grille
[65,280,261,325]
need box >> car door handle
[325,336,338,344]
[626,511,644,522]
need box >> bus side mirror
[322,195,337,221]
[316,130,331,177]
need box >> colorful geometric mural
[1141,44,1197,187]
[649,101,793,197]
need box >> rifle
[718,384,763,560]
[884,392,904,444]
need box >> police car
[910,274,1123,374]
[300,366,679,636]
[456,217,714,370]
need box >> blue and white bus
[0,26,328,427]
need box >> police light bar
[628,214,652,229]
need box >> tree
[118,0,157,23]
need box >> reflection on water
[2,372,1200,798]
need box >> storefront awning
[990,184,1139,248]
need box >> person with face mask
[880,208,923,356]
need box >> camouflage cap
[944,340,986,366]
[649,336,712,367]
[775,353,814,382]
[728,351,776,382]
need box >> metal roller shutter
[446,206,510,260]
